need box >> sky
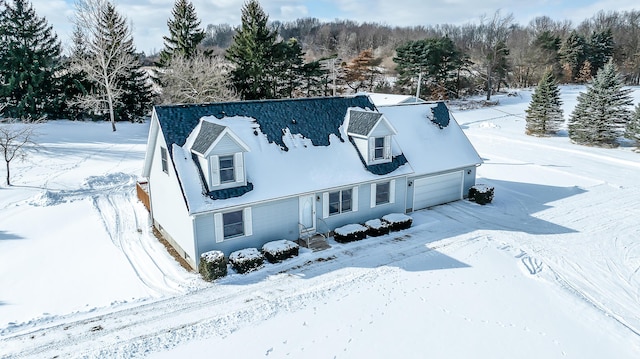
[29,0,640,56]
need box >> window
[223,210,244,238]
[328,189,353,215]
[376,181,390,205]
[160,147,168,173]
[215,208,252,242]
[219,155,235,183]
[374,137,385,160]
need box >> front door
[299,194,316,235]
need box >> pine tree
[525,69,564,136]
[626,103,640,145]
[225,0,279,100]
[568,61,633,146]
[559,31,586,82]
[158,0,205,66]
[0,0,63,120]
[586,29,614,75]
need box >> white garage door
[413,171,463,210]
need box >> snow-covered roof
[378,102,483,175]
[154,96,481,215]
[365,93,426,106]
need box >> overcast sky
[30,0,639,55]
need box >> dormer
[347,109,398,165]
[187,119,250,191]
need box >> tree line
[3,0,640,128]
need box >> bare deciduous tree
[0,104,39,186]
[158,53,237,104]
[70,0,136,131]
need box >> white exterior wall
[148,125,197,268]
[352,137,368,161]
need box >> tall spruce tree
[0,0,63,120]
[568,61,633,146]
[158,0,205,66]
[525,69,564,136]
[560,31,586,82]
[225,0,278,100]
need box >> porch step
[297,234,331,252]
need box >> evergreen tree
[559,31,586,82]
[271,38,305,98]
[225,0,279,100]
[586,29,614,75]
[626,103,640,145]
[0,0,63,120]
[115,52,154,122]
[158,0,205,66]
[394,36,466,99]
[525,69,564,136]
[569,61,633,146]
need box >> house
[141,95,482,269]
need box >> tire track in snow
[93,191,190,297]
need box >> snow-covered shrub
[199,250,227,281]
[334,223,368,243]
[469,184,494,205]
[365,218,390,237]
[382,213,413,231]
[229,248,264,274]
[262,239,299,263]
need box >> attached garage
[412,171,463,211]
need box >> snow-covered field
[1,86,639,358]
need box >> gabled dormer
[347,109,398,165]
[186,119,250,191]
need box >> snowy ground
[1,86,640,358]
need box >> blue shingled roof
[154,96,377,154]
[431,102,450,129]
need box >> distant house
[141,95,482,269]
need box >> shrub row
[199,239,300,280]
[333,213,413,243]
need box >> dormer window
[219,155,235,183]
[185,119,251,191]
[347,109,397,166]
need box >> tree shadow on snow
[0,231,24,241]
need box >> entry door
[299,194,316,234]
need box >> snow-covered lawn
[1,87,640,358]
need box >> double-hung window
[374,137,385,160]
[328,189,353,215]
[215,208,253,242]
[219,155,235,183]
[223,210,244,238]
[323,187,358,218]
[376,182,390,205]
[371,180,395,208]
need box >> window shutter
[352,186,359,212]
[234,152,244,183]
[390,179,396,204]
[368,137,375,162]
[210,155,220,186]
[243,208,253,236]
[214,213,223,243]
[384,136,391,159]
[322,192,329,218]
[370,183,376,208]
